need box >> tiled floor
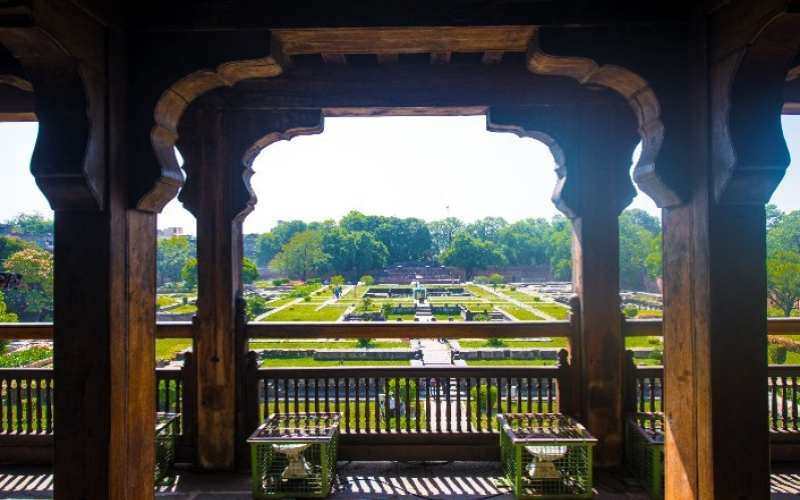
[1,462,799,499]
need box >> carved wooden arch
[526,30,680,209]
[0,23,102,210]
[142,57,285,212]
[714,10,800,204]
[485,110,575,218]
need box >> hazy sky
[1,115,799,234]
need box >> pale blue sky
[1,115,799,233]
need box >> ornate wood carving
[712,10,800,204]
[0,25,102,210]
[526,30,680,209]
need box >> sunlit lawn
[466,286,502,301]
[259,357,411,367]
[464,359,558,366]
[500,289,541,303]
[502,306,544,321]
[624,336,664,349]
[531,303,569,320]
[265,296,299,308]
[156,339,192,360]
[262,304,349,321]
[250,340,409,349]
[457,339,568,348]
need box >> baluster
[46,378,53,433]
[782,376,790,431]
[486,379,494,432]
[526,377,532,414]
[476,377,483,432]
[344,378,351,433]
[445,376,452,433]
[293,379,299,414]
[355,378,361,433]
[324,378,330,413]
[25,379,33,434]
[548,377,555,413]
[456,377,462,432]
[516,377,522,413]
[176,379,183,418]
[637,378,645,413]
[792,376,799,431]
[2,379,7,433]
[436,376,442,434]
[649,377,657,414]
[414,377,421,432]
[396,377,402,433]
[466,378,473,432]
[15,379,22,433]
[425,376,431,432]
[534,378,541,412]
[36,377,43,433]
[282,378,289,415]
[314,378,319,413]
[365,377,372,433]
[383,378,390,433]
[770,376,778,430]
[504,378,511,414]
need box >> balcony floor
[1,462,799,499]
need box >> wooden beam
[272,27,536,56]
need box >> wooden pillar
[178,107,323,469]
[568,103,638,467]
[49,28,158,499]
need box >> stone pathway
[419,338,451,365]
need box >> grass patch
[165,304,197,314]
[251,340,408,349]
[467,286,502,301]
[464,359,558,366]
[259,357,411,367]
[500,289,540,303]
[156,339,192,360]
[502,306,544,321]
[531,303,569,320]
[263,305,348,322]
[457,339,568,348]
[625,336,664,349]
[266,296,298,308]
[156,296,180,308]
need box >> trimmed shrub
[623,305,639,318]
[470,384,499,412]
[769,344,788,365]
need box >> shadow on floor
[1,462,798,499]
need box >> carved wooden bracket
[140,56,285,213]
[526,30,680,209]
[712,11,800,204]
[177,108,323,223]
[0,26,103,210]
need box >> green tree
[619,209,661,291]
[242,257,260,284]
[489,274,503,286]
[331,275,345,286]
[157,236,193,285]
[0,235,31,265]
[767,250,800,316]
[546,215,572,281]
[496,218,551,266]
[442,233,505,281]
[254,220,309,266]
[466,216,509,241]
[360,275,375,286]
[428,217,465,255]
[4,248,54,321]
[0,290,18,322]
[181,258,198,289]
[5,212,53,235]
[269,230,329,281]
[769,344,788,365]
[323,228,388,276]
[374,217,433,263]
[361,297,373,311]
[246,295,268,320]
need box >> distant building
[157,227,185,239]
[0,223,54,252]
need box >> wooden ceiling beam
[272,27,536,56]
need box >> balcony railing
[2,316,800,462]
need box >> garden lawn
[501,306,544,321]
[531,303,569,320]
[165,304,197,314]
[467,286,503,301]
[266,296,298,308]
[259,357,410,367]
[501,289,541,303]
[250,340,409,349]
[457,339,568,348]
[156,339,192,360]
[464,359,558,366]
[263,304,348,321]
[624,336,664,349]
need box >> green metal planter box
[248,413,341,499]
[625,413,664,500]
[155,412,180,483]
[497,413,597,499]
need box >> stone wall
[454,348,561,360]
